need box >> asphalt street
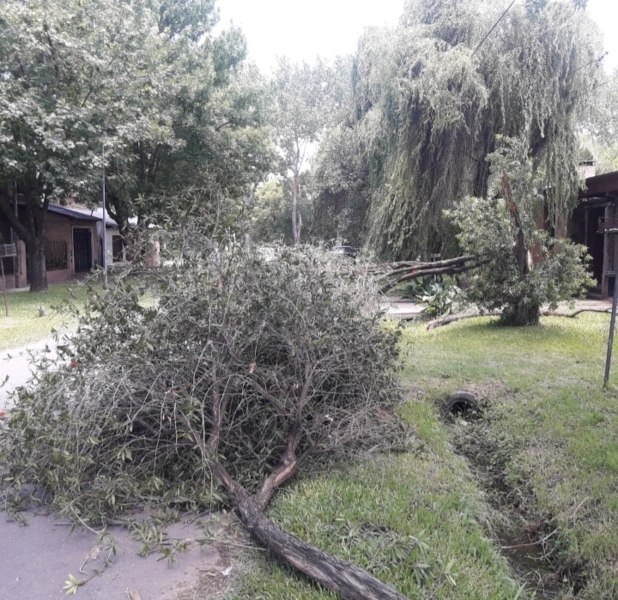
[0,338,61,411]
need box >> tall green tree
[103,19,275,240]
[314,0,602,260]
[0,0,273,291]
[272,58,342,245]
[0,0,176,290]
[0,0,125,290]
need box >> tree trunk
[28,236,48,293]
[510,301,540,326]
[0,191,50,293]
[208,462,410,600]
[292,172,301,245]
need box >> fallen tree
[444,138,594,326]
[373,255,490,295]
[427,307,611,330]
[0,213,412,599]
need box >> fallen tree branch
[427,310,501,330]
[541,308,611,318]
[212,462,410,600]
[377,255,479,279]
[181,410,411,599]
[378,255,490,295]
[427,306,610,330]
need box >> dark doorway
[73,228,92,273]
[587,207,606,286]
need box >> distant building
[0,199,99,290]
[573,170,618,297]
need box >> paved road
[381,299,426,319]
[0,338,61,411]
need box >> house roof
[580,171,618,200]
[13,197,102,222]
[67,206,138,229]
[66,205,118,227]
[48,203,101,222]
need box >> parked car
[332,245,357,259]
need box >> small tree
[0,210,411,599]
[272,58,340,245]
[446,138,594,326]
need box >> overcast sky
[217,0,618,74]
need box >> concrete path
[0,337,61,411]
[0,511,232,600]
[381,297,426,319]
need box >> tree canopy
[0,0,274,290]
[313,0,602,260]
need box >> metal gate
[73,228,92,273]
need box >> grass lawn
[0,283,92,351]
[235,313,618,599]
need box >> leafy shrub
[0,214,406,523]
[403,276,461,318]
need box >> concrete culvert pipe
[445,391,479,416]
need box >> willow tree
[580,74,618,174]
[315,0,602,260]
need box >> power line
[592,74,618,91]
[472,0,518,57]
[575,51,608,73]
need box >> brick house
[571,170,618,298]
[0,199,100,290]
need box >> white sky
[217,0,404,72]
[217,0,618,74]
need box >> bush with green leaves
[0,214,406,523]
[445,138,594,326]
[402,276,461,318]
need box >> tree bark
[509,301,540,326]
[291,132,302,245]
[0,191,49,292]
[211,462,410,600]
[292,169,301,245]
[28,235,48,292]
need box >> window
[112,235,124,262]
[46,240,68,271]
[0,257,14,275]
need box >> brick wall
[0,210,98,290]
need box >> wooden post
[603,223,618,387]
[0,244,15,316]
[604,272,618,387]
[0,258,7,317]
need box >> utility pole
[102,144,108,290]
[601,214,618,387]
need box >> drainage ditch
[441,391,586,599]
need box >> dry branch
[427,310,501,329]
[427,306,609,329]
[541,308,611,318]
[378,255,489,295]
[212,462,410,600]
